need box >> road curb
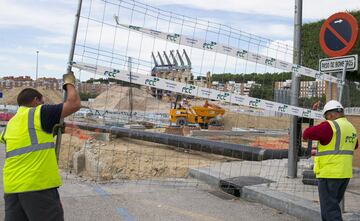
[189,168,359,221]
[242,185,320,221]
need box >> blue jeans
[318,178,350,221]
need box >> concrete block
[208,125,225,130]
[182,126,200,136]
[124,124,145,129]
[165,126,183,136]
[73,149,85,174]
[84,148,99,177]
[91,132,111,142]
[83,146,110,180]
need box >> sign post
[339,63,347,103]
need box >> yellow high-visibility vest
[314,117,357,178]
[1,105,61,193]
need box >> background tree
[249,84,274,100]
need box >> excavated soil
[0,86,62,105]
[66,85,360,170]
[59,132,236,181]
[223,111,290,130]
[58,115,360,182]
[89,86,169,111]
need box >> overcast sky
[0,0,359,80]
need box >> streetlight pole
[36,50,39,87]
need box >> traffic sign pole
[337,63,348,213]
[328,76,333,100]
[338,62,347,103]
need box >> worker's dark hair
[17,88,43,107]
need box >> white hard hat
[322,100,344,115]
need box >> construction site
[1,0,360,220]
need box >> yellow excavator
[169,96,225,128]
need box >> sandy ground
[89,86,170,111]
[59,132,237,181]
[58,115,360,182]
[0,86,62,105]
[223,111,290,130]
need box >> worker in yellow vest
[303,100,358,221]
[0,71,81,221]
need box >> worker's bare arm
[61,83,81,118]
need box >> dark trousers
[318,178,350,221]
[4,188,64,221]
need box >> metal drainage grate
[208,190,238,200]
[219,176,274,197]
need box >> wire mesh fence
[55,0,360,206]
[1,0,359,214]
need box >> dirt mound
[90,85,169,112]
[223,111,290,130]
[58,132,233,181]
[0,86,62,105]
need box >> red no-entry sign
[319,12,359,57]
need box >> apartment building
[274,80,326,98]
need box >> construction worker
[303,100,358,221]
[0,71,81,221]
[203,99,209,108]
[179,98,188,109]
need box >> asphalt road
[0,131,299,221]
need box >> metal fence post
[288,0,302,178]
[55,0,83,161]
